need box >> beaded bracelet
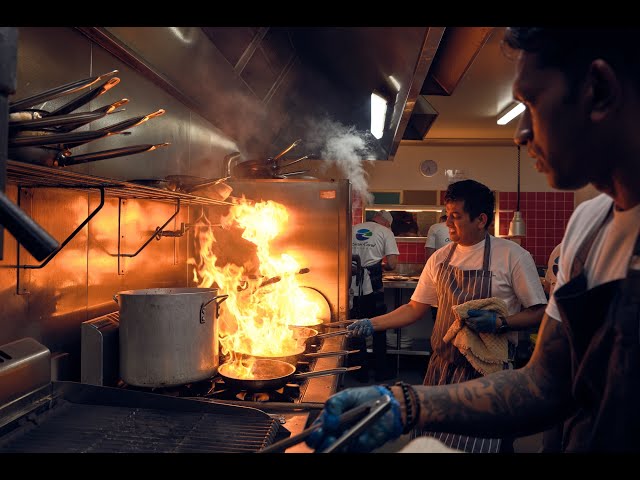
[394,381,415,435]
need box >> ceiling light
[497,102,525,125]
[370,91,388,139]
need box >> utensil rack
[6,160,234,206]
[4,160,235,287]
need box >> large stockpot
[114,287,228,388]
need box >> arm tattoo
[414,315,574,437]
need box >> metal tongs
[258,394,392,453]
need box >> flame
[190,198,322,375]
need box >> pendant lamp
[508,145,526,237]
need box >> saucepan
[218,358,360,392]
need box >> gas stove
[80,312,349,452]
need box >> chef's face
[512,51,593,190]
[445,200,488,246]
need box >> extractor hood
[78,27,491,161]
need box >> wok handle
[200,293,229,324]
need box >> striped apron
[417,233,507,452]
[423,232,493,386]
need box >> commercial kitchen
[0,27,588,454]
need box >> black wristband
[394,381,416,435]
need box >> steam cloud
[302,115,375,205]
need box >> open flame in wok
[189,198,322,376]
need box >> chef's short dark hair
[444,179,494,230]
[502,28,640,90]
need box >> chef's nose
[513,107,531,147]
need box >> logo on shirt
[355,228,372,241]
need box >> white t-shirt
[352,221,399,296]
[412,235,547,343]
[425,222,450,250]
[546,193,640,322]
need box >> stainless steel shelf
[6,159,235,207]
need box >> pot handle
[200,293,229,324]
[113,294,119,305]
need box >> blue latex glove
[305,385,403,453]
[465,309,498,333]
[346,318,374,337]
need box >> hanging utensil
[9,69,119,113]
[46,77,121,117]
[95,108,165,135]
[56,142,171,166]
[8,128,119,149]
[9,110,108,131]
[271,138,302,162]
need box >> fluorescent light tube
[371,92,388,139]
[497,102,525,125]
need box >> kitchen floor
[338,353,543,453]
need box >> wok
[218,358,360,392]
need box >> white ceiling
[413,27,520,145]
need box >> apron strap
[481,232,491,272]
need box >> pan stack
[8,69,170,167]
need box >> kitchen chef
[305,26,640,454]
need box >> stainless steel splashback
[224,178,351,322]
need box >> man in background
[424,213,450,321]
[424,213,449,262]
[350,210,399,382]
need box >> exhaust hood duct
[80,27,445,162]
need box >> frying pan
[218,358,360,392]
[56,142,171,166]
[232,343,358,365]
[47,77,121,117]
[9,142,170,168]
[7,109,165,149]
[9,69,119,113]
[291,326,350,349]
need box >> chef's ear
[477,212,488,229]
[587,59,620,123]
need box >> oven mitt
[346,318,374,337]
[305,385,403,453]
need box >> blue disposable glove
[346,318,374,337]
[305,385,403,453]
[465,309,498,333]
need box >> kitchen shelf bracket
[8,186,105,294]
[117,199,181,262]
[9,186,105,272]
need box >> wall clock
[420,159,438,177]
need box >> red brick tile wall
[352,190,574,268]
[395,240,427,264]
[498,191,574,266]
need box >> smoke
[302,115,375,205]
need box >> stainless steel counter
[269,333,347,453]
